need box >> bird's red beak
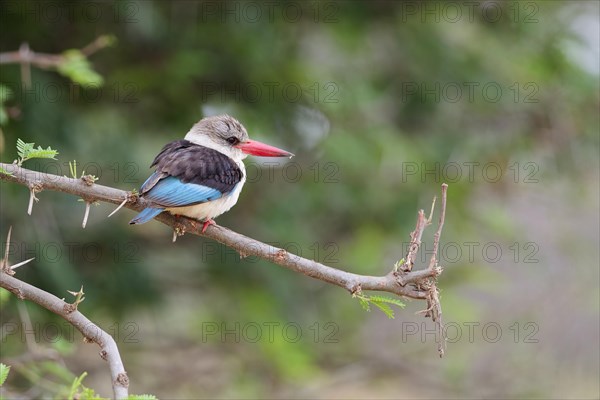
[236,139,294,158]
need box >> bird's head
[184,115,293,161]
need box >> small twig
[427,196,436,223]
[428,184,448,271]
[80,36,113,57]
[396,202,429,273]
[398,192,438,273]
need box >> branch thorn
[1,227,35,274]
[108,197,128,218]
[27,185,41,215]
[82,201,91,228]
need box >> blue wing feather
[142,176,224,208]
[129,207,163,225]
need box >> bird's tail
[129,207,164,225]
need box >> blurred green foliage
[1,1,598,398]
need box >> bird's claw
[201,219,216,233]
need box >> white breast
[165,161,246,221]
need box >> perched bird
[129,115,293,232]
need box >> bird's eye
[226,137,240,145]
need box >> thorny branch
[0,228,129,399]
[1,162,449,356]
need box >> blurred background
[1,1,598,398]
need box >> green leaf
[16,138,34,160]
[126,395,158,400]
[16,138,59,166]
[358,297,370,312]
[79,387,105,400]
[65,371,106,400]
[25,146,59,160]
[370,301,395,319]
[369,295,406,309]
[58,50,104,86]
[0,363,10,386]
[69,371,87,398]
[355,293,405,319]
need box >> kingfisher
[129,115,293,232]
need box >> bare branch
[395,267,441,286]
[0,36,113,68]
[0,272,129,399]
[0,230,129,398]
[0,44,62,68]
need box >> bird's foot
[201,219,216,233]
